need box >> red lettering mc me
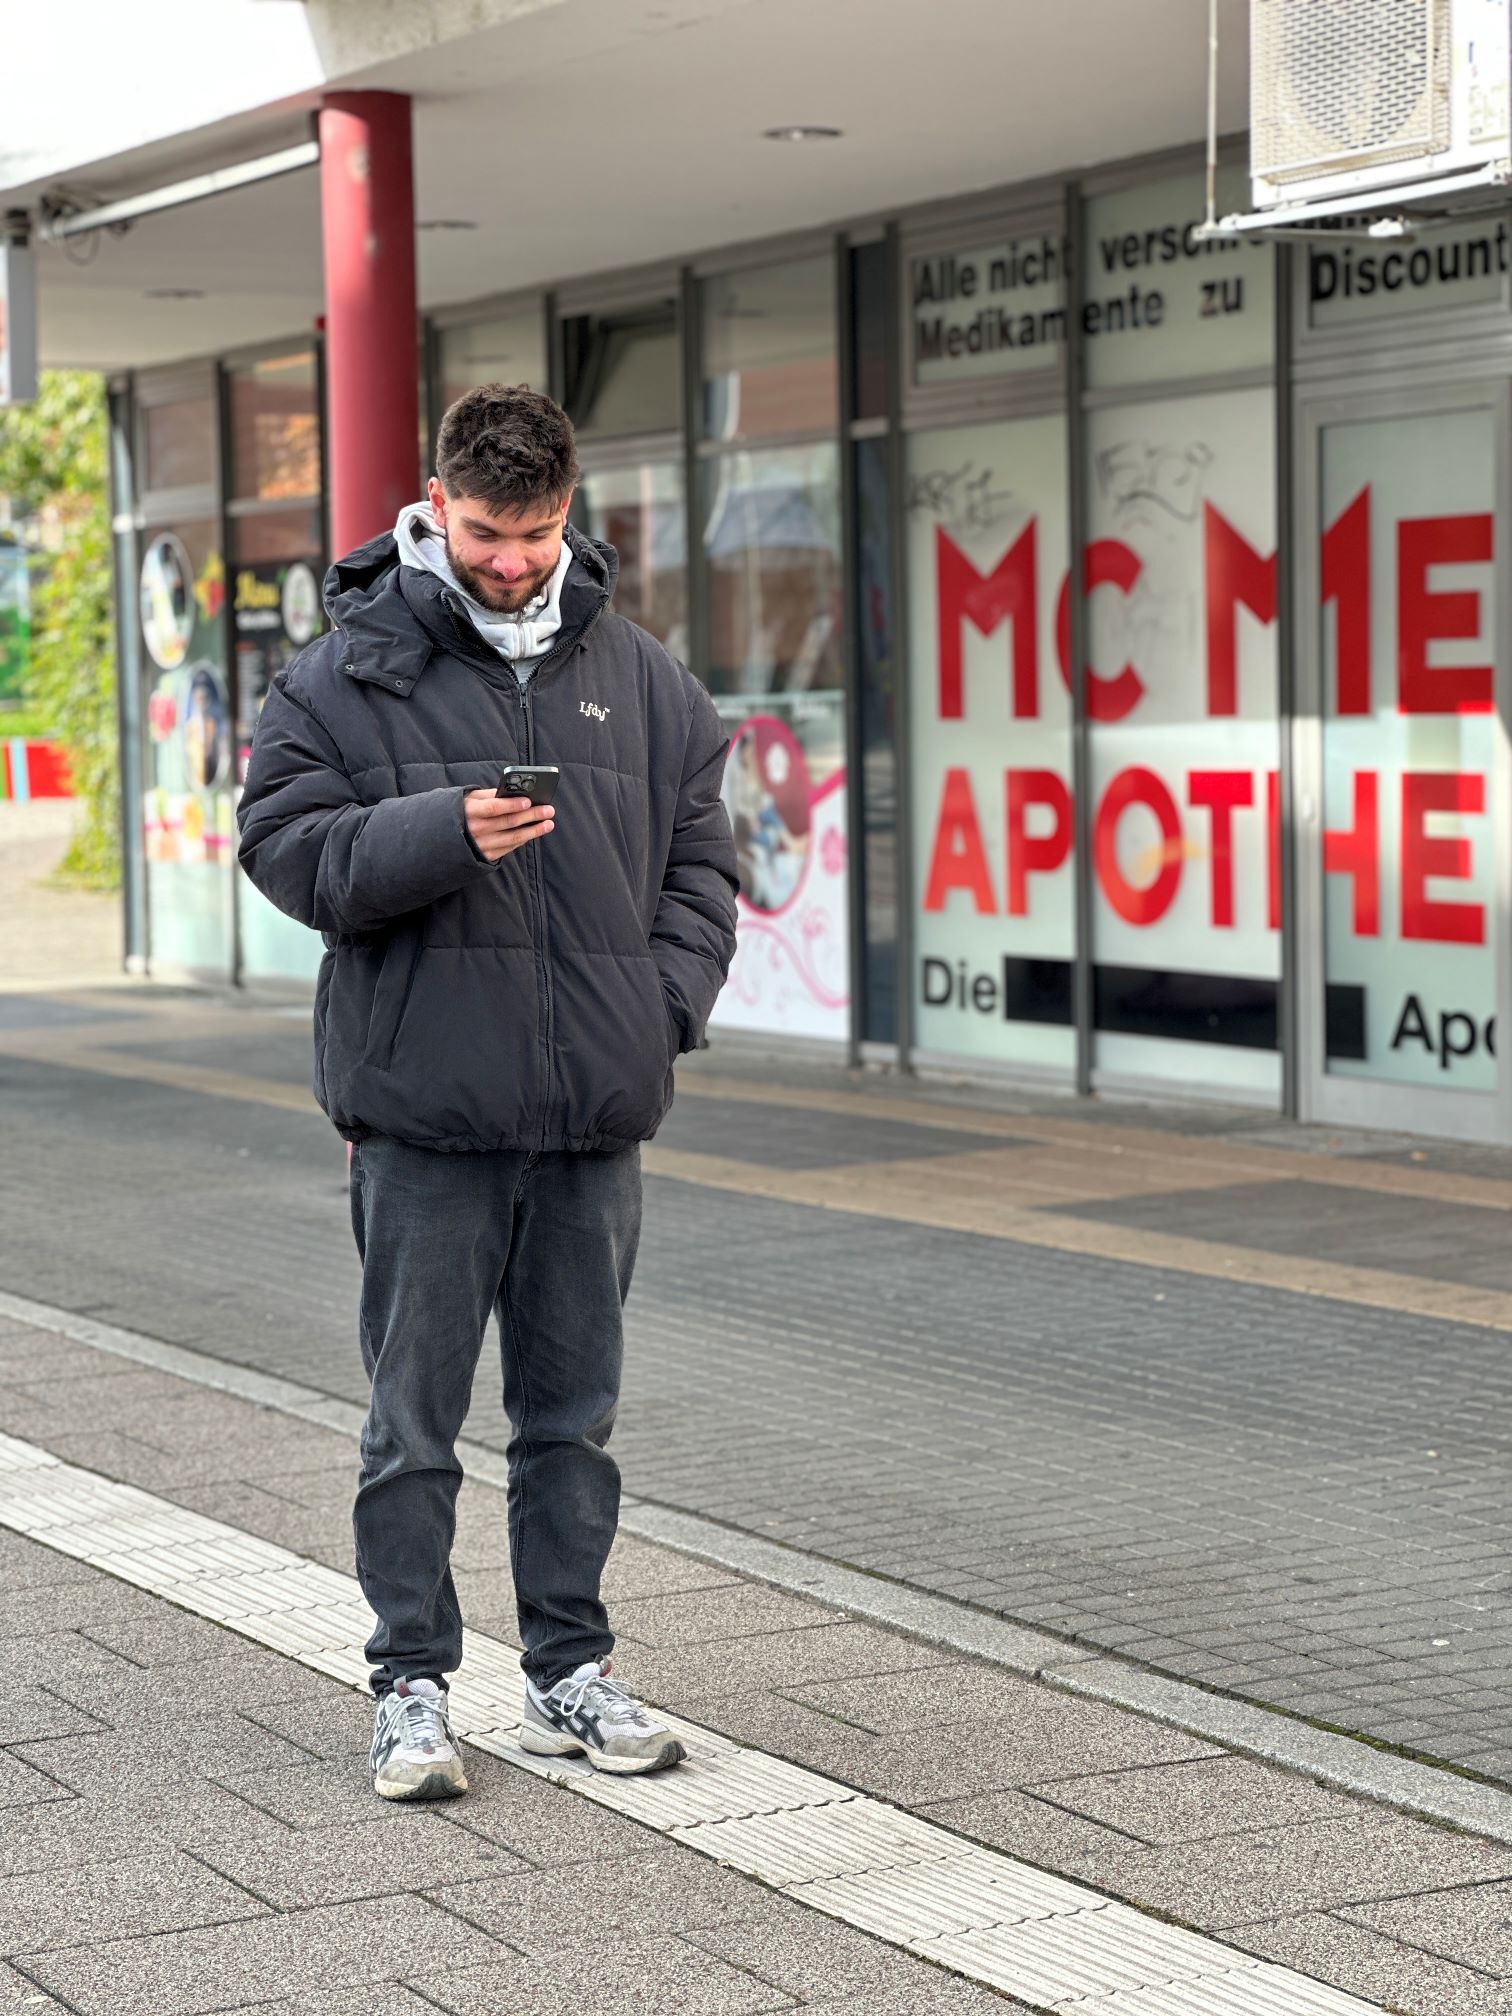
[935,488,1494,727]
[936,521,1038,721]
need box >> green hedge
[0,372,117,886]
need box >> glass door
[135,370,235,982]
[1296,381,1512,1141]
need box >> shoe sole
[372,1765,469,1801]
[517,1724,686,1775]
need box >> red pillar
[319,91,418,557]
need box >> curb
[6,1284,1511,1848]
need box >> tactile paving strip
[0,1431,1382,2015]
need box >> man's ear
[426,475,448,523]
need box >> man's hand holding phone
[464,765,559,863]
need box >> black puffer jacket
[237,527,738,1153]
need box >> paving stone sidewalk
[3,991,1510,1784]
[0,803,120,992]
[0,1316,1507,2015]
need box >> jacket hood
[322,523,619,695]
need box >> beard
[443,528,559,615]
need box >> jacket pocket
[366,929,424,1072]
[656,974,682,1065]
[312,948,335,1109]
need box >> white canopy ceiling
[5,0,1251,372]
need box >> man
[238,384,738,1800]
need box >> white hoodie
[392,499,573,685]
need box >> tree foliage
[0,371,118,886]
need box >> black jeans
[348,1134,641,1696]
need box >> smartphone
[496,764,560,806]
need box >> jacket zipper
[518,680,555,1151]
[445,590,608,1150]
[512,603,606,1151]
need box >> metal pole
[106,381,144,972]
[1065,182,1095,1098]
[1275,238,1300,1116]
[678,267,707,684]
[884,221,915,1073]
[1205,0,1220,233]
[836,234,866,1066]
[216,359,241,989]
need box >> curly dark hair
[435,383,580,513]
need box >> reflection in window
[577,463,687,658]
[702,257,837,442]
[438,307,547,412]
[230,506,326,987]
[140,516,234,975]
[229,507,322,567]
[701,444,842,701]
[231,507,324,785]
[560,298,679,439]
[142,398,215,493]
[228,353,319,502]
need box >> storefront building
[109,143,1512,1144]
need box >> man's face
[427,477,571,615]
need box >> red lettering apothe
[1322,770,1379,936]
[1188,770,1253,928]
[922,766,996,913]
[1401,771,1485,944]
[1094,767,1183,926]
[1006,769,1072,917]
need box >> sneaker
[370,1676,468,1801]
[519,1657,685,1775]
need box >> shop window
[1317,402,1497,1096]
[576,462,686,657]
[438,306,546,413]
[230,507,324,789]
[907,228,1067,391]
[142,396,215,493]
[140,517,233,975]
[904,173,1273,402]
[560,297,679,440]
[228,352,319,502]
[905,414,1074,1072]
[702,443,843,699]
[231,501,326,986]
[1084,386,1280,1095]
[1305,215,1509,335]
[702,256,837,442]
[231,505,322,566]
[1081,169,1272,391]
[701,442,849,1042]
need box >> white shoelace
[392,1690,449,1751]
[559,1668,652,1728]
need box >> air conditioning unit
[1250,0,1510,212]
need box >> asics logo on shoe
[519,1657,685,1775]
[537,1696,603,1745]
